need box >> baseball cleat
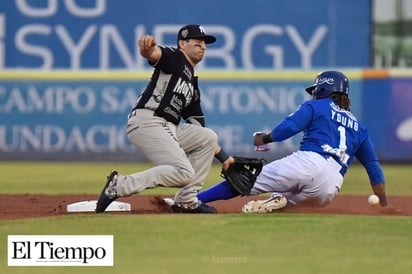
[95,170,119,213]
[163,197,175,206]
[171,200,217,214]
[242,194,287,213]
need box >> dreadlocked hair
[329,92,350,111]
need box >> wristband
[262,134,273,144]
[215,149,230,163]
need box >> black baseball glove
[221,156,266,195]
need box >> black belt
[128,109,160,119]
[128,108,180,126]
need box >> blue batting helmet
[305,71,349,99]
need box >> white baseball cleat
[242,194,287,213]
[163,197,175,206]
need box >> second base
[67,200,131,212]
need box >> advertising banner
[362,77,412,161]
[0,71,366,161]
[0,0,371,70]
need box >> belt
[128,109,159,120]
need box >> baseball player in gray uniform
[96,24,233,214]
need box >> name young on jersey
[330,102,358,131]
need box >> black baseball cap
[177,24,216,44]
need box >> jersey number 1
[337,126,349,165]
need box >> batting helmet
[305,71,349,99]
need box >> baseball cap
[177,24,216,44]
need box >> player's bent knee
[202,128,218,146]
[175,166,195,186]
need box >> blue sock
[197,180,239,203]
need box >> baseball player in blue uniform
[96,24,233,214]
[197,71,395,213]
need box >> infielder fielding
[96,24,233,214]
[197,71,398,213]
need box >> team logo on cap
[317,77,334,85]
[181,29,189,38]
[199,26,206,34]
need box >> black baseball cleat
[95,170,119,213]
[171,201,217,214]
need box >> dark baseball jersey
[133,46,204,126]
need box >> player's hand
[222,156,235,171]
[379,204,403,215]
[253,132,266,146]
[138,35,158,59]
[139,35,156,50]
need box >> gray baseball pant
[115,109,218,203]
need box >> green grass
[1,162,412,274]
[1,214,412,274]
[0,162,223,195]
[342,163,412,195]
[1,162,412,195]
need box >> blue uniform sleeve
[271,103,313,142]
[355,136,385,184]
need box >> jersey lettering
[173,77,194,105]
[133,47,201,125]
[331,109,358,131]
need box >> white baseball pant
[250,150,344,206]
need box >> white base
[66,200,131,212]
[163,197,174,206]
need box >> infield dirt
[0,194,409,220]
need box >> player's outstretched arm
[357,138,401,214]
[371,183,387,206]
[371,182,402,214]
[138,35,161,63]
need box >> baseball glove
[221,156,266,195]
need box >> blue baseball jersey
[271,98,384,183]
